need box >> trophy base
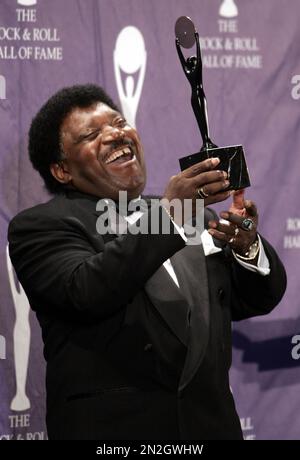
[179,145,251,190]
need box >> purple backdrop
[0,0,299,440]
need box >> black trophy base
[179,145,250,190]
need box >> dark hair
[29,84,120,194]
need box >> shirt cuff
[232,234,270,276]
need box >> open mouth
[104,146,134,165]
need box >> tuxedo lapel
[170,244,210,392]
[144,266,189,347]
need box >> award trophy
[175,16,250,190]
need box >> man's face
[58,102,146,200]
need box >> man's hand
[207,189,258,256]
[162,157,231,225]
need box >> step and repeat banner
[0,0,299,440]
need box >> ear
[50,160,72,184]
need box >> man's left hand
[208,189,258,256]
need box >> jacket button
[144,343,153,352]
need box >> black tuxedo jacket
[8,190,286,440]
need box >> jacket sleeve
[8,204,185,320]
[230,235,287,320]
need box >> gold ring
[197,187,209,199]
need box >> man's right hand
[161,157,231,224]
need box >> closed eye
[76,129,101,144]
[113,117,127,128]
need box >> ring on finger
[197,187,209,199]
[241,218,255,232]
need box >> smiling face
[51,102,146,200]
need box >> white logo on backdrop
[0,75,6,100]
[17,0,37,5]
[114,26,147,128]
[0,335,6,359]
[6,246,31,411]
[219,0,238,18]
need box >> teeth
[105,147,132,164]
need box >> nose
[101,125,125,144]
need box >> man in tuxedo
[8,84,286,440]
